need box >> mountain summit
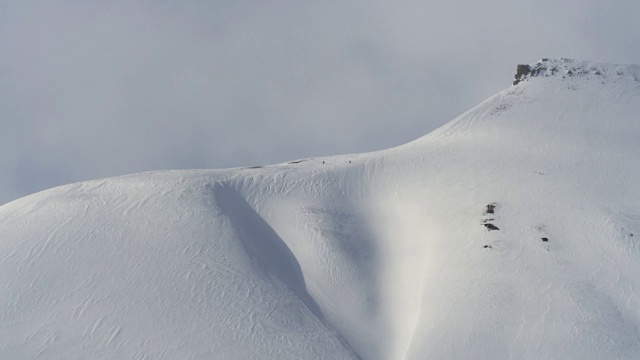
[2,60,640,359]
[513,58,639,85]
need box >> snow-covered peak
[2,60,640,360]
[513,58,640,85]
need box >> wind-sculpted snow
[2,60,640,359]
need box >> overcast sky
[1,0,639,205]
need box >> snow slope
[2,59,640,359]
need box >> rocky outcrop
[513,64,532,85]
[512,58,632,86]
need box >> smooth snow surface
[2,59,640,359]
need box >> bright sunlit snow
[2,59,640,359]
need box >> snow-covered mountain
[2,59,640,359]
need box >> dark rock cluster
[513,64,532,85]
[512,58,611,86]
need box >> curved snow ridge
[0,174,363,360]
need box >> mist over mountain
[2,59,640,359]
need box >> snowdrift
[2,59,640,359]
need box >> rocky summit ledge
[512,58,638,85]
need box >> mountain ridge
[2,59,640,359]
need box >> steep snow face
[2,60,640,359]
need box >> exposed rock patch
[484,223,500,231]
[513,65,532,85]
[482,203,500,231]
[512,58,619,86]
[485,203,496,215]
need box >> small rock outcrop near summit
[513,65,532,85]
[511,58,627,86]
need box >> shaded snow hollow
[2,59,640,359]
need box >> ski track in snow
[2,59,640,359]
